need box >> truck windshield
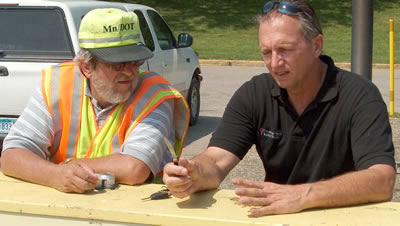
[0,7,74,62]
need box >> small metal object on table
[96,173,118,190]
[142,186,171,201]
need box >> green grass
[392,112,400,118]
[114,0,400,64]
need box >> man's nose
[270,51,283,69]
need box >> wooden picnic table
[0,173,398,226]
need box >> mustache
[115,74,132,82]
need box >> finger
[249,206,277,217]
[57,178,86,193]
[164,162,189,177]
[67,182,87,194]
[67,163,97,190]
[170,190,190,199]
[170,188,193,198]
[235,187,267,197]
[249,204,293,217]
[169,183,197,198]
[239,196,272,206]
[178,158,195,173]
[77,163,98,183]
[163,163,192,188]
[165,175,192,188]
[70,174,97,191]
[232,178,264,189]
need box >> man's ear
[80,60,93,79]
[312,34,324,58]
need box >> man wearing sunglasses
[1,8,190,193]
[163,0,395,216]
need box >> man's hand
[52,160,98,193]
[163,147,241,198]
[163,157,200,198]
[233,178,311,216]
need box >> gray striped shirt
[2,83,175,176]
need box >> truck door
[143,10,186,91]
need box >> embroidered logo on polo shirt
[260,128,282,140]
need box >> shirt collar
[315,55,338,103]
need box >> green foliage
[114,0,400,63]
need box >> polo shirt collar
[270,55,339,104]
[316,55,338,103]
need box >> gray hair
[257,0,322,42]
[73,48,97,68]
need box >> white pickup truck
[0,0,202,148]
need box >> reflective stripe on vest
[42,62,84,162]
[41,62,190,165]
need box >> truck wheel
[187,77,200,125]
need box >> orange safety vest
[41,62,190,167]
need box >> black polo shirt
[208,55,395,184]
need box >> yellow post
[389,19,394,116]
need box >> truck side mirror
[0,66,8,77]
[177,33,193,48]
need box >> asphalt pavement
[183,63,400,201]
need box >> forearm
[191,155,225,191]
[2,148,99,193]
[192,147,240,192]
[1,148,58,187]
[75,153,151,185]
[305,164,395,209]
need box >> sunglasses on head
[262,1,299,15]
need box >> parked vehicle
[0,0,202,147]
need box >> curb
[199,59,400,70]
